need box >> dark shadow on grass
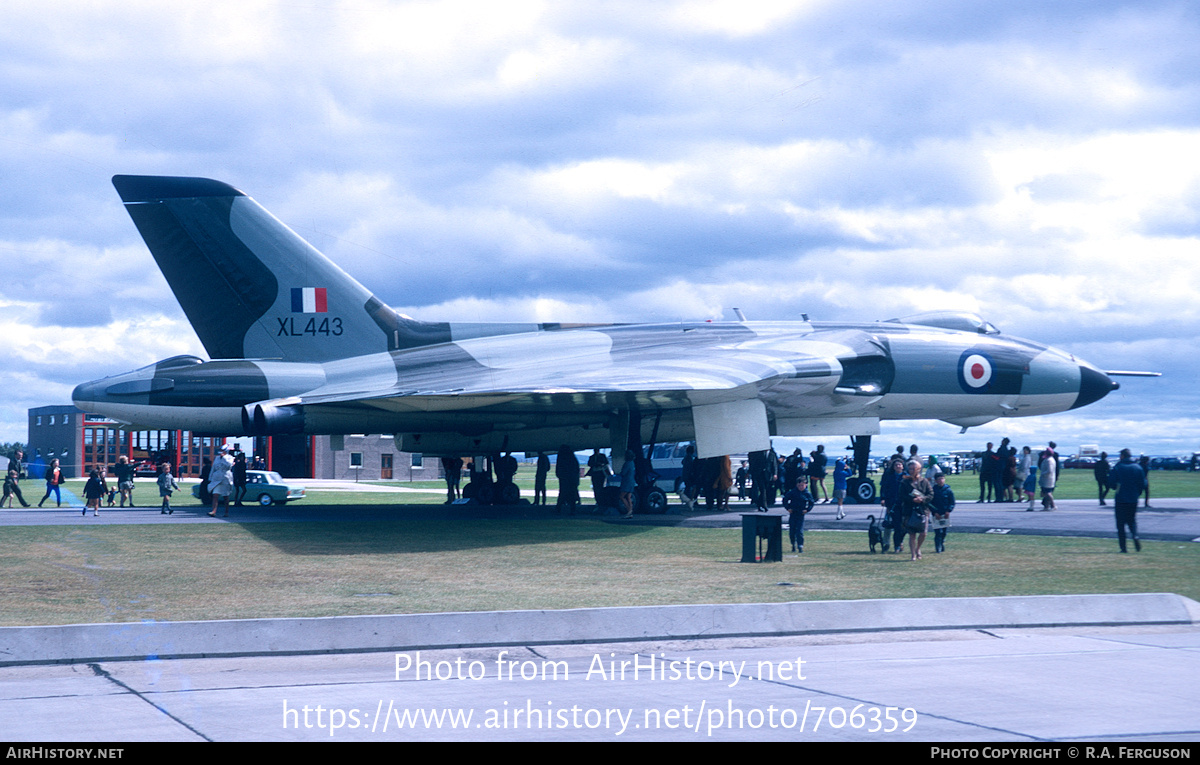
[215,504,660,555]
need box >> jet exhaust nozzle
[243,403,306,435]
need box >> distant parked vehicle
[927,454,963,474]
[644,442,692,495]
[132,460,160,477]
[191,470,306,506]
[1149,457,1188,471]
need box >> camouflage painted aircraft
[75,175,1125,497]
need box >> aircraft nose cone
[1071,366,1117,410]
[72,379,102,406]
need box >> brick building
[313,434,440,481]
[27,405,227,480]
[26,406,439,482]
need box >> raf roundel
[958,351,993,392]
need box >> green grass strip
[0,521,1195,626]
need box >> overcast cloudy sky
[1,0,1196,457]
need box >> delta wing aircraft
[75,175,1124,500]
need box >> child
[782,477,815,553]
[157,463,180,515]
[1023,453,1038,510]
[83,470,105,516]
[931,472,955,553]
[2,470,19,508]
[832,459,854,520]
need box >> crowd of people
[976,438,1065,511]
[0,438,1161,551]
[873,450,955,559]
[427,438,1158,558]
[0,445,273,519]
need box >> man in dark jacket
[6,450,30,507]
[586,448,610,504]
[978,442,997,502]
[555,446,580,514]
[1108,449,1146,553]
[747,449,770,511]
[232,451,248,506]
[765,446,780,507]
[1094,452,1111,505]
[782,478,815,552]
[534,452,550,506]
[995,438,1014,502]
[680,445,699,509]
[442,456,462,503]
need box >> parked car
[191,470,306,506]
[1149,457,1188,471]
[927,454,963,474]
[132,460,160,477]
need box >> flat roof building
[313,434,439,482]
[26,406,440,482]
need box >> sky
[0,0,1196,458]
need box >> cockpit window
[157,355,205,369]
[127,355,205,374]
[889,312,1001,335]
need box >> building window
[411,453,423,467]
[63,414,69,425]
[36,416,42,426]
[350,452,363,467]
[49,415,56,425]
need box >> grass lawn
[0,520,1195,627]
[940,468,1200,500]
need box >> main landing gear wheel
[849,477,876,504]
[463,481,494,505]
[498,482,521,505]
[638,486,669,513]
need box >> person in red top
[38,459,64,507]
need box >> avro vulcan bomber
[75,176,1128,500]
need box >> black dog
[867,514,888,553]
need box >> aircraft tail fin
[112,175,450,362]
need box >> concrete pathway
[1,618,1196,741]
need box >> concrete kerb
[1,592,1196,667]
